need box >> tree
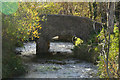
[106,2,115,77]
[93,2,97,20]
[89,2,92,19]
[115,1,120,77]
[98,2,119,78]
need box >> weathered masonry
[36,14,102,56]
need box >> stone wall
[36,14,102,56]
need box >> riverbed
[16,41,98,78]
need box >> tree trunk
[118,13,120,77]
[116,2,120,77]
[93,2,97,20]
[106,2,115,77]
[107,2,115,33]
[89,2,92,19]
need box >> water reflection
[16,41,74,55]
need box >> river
[16,41,98,78]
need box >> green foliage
[72,37,99,63]
[72,43,99,63]
[2,2,43,77]
[2,2,43,43]
[97,25,119,78]
[2,35,26,78]
[37,2,62,15]
[2,52,26,78]
[14,2,42,41]
[74,37,83,46]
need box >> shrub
[2,52,26,78]
[72,35,100,63]
[97,25,119,78]
[72,43,100,63]
[2,36,26,78]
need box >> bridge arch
[36,14,102,56]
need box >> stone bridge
[36,14,102,56]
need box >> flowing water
[16,41,98,78]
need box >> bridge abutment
[36,37,50,57]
